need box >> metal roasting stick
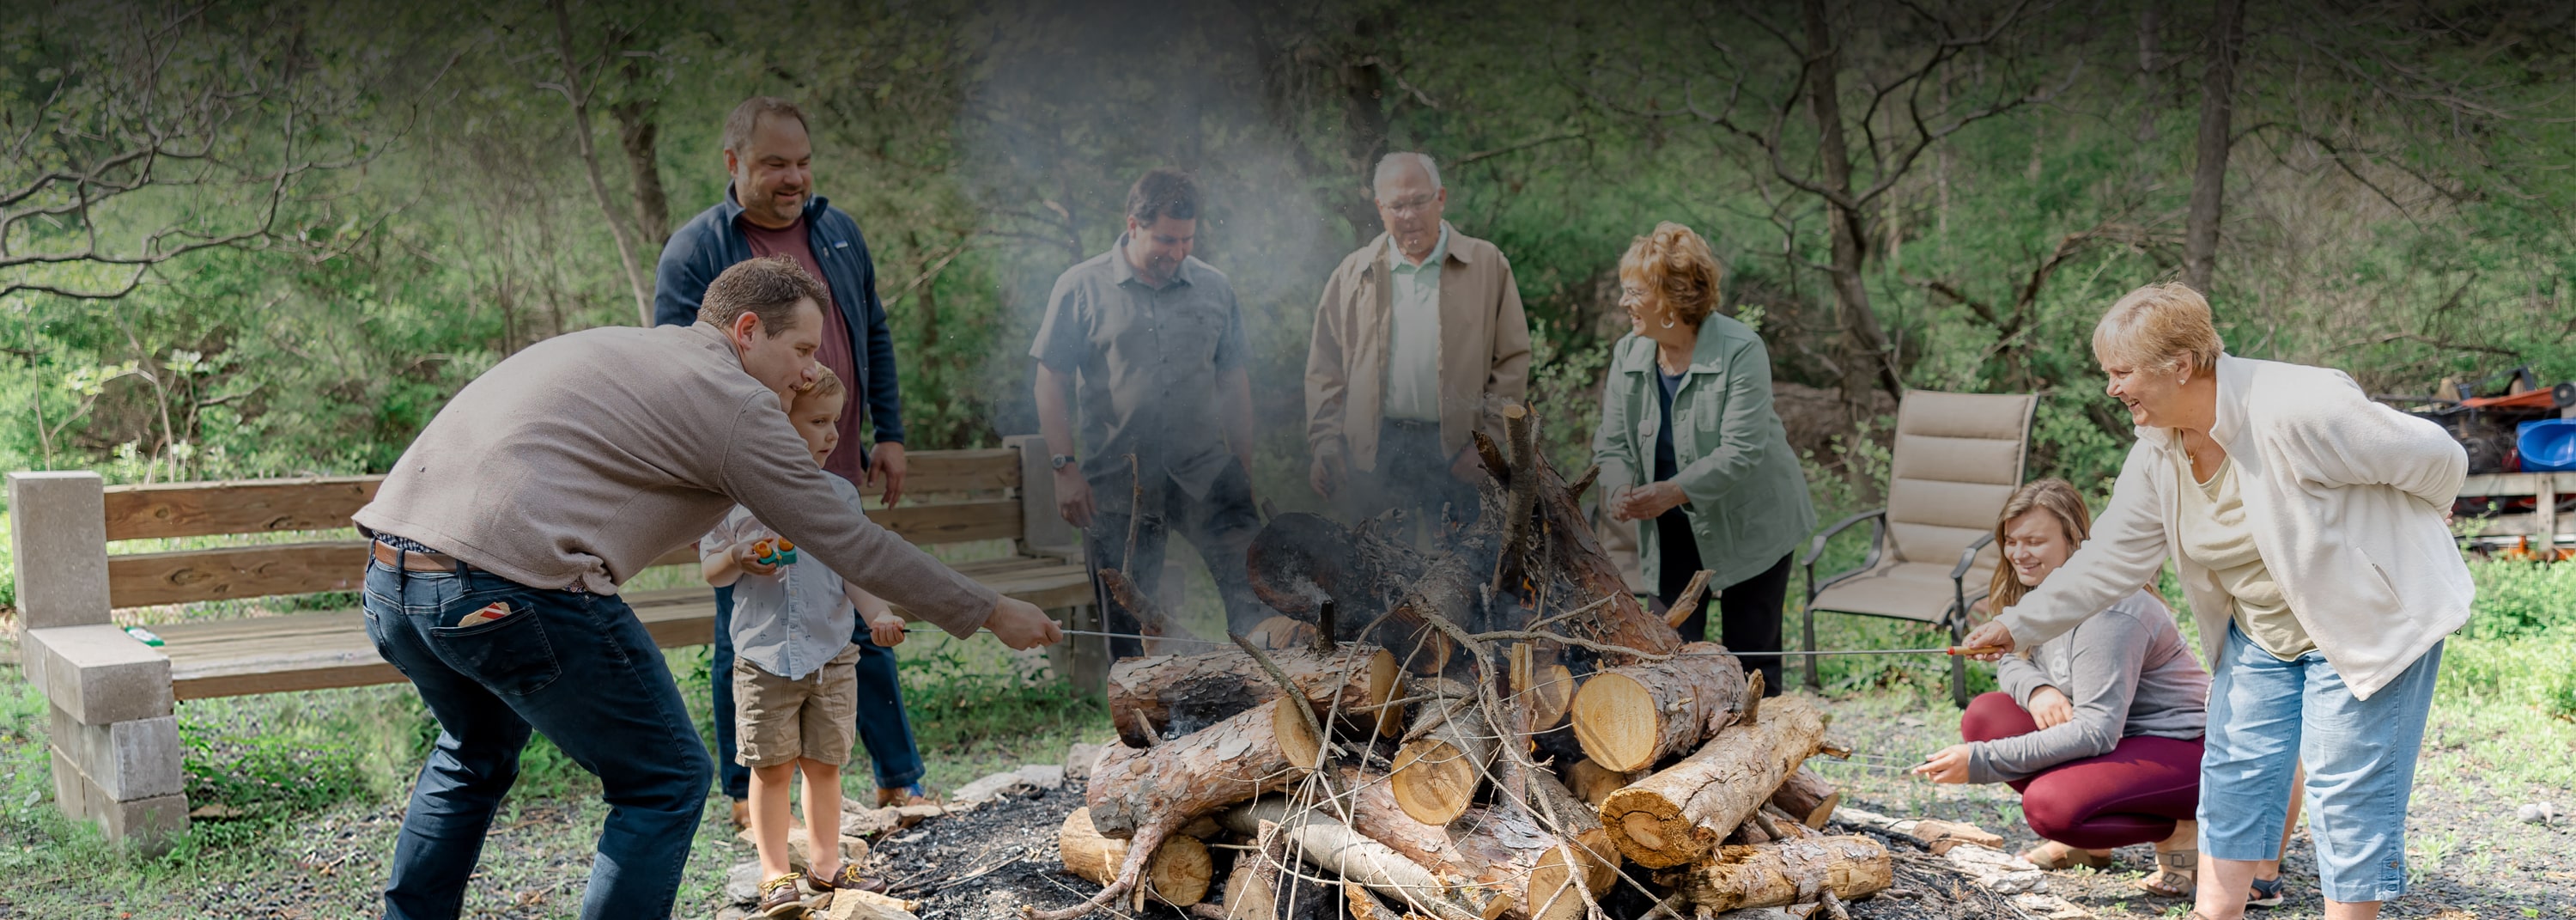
[902,625,2000,655]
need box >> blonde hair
[1618,222,1723,329]
[2091,282,2224,376]
[1986,478,2093,613]
[792,364,847,416]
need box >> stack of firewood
[1039,406,1893,920]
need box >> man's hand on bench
[986,597,1064,649]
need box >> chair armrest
[1799,508,1886,568]
[1948,531,1996,582]
[1801,509,1886,603]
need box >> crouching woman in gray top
[1964,283,2470,920]
[1914,478,2211,895]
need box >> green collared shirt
[1030,238,1249,515]
[1382,225,1450,422]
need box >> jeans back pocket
[429,592,565,697]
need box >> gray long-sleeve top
[1967,588,2210,784]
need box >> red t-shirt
[741,216,869,484]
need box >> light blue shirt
[1383,223,1449,422]
[703,476,864,680]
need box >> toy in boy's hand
[751,538,798,567]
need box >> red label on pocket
[457,601,513,627]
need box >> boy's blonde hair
[793,364,847,415]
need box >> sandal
[2246,874,2287,908]
[2134,847,2196,897]
[2019,840,2112,870]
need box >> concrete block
[50,744,187,852]
[8,472,111,630]
[1005,436,1082,559]
[49,705,183,801]
[24,625,173,725]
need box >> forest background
[9,0,2576,527]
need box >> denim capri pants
[2199,621,2443,904]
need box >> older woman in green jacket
[1593,222,1816,693]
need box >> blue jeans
[361,558,711,920]
[2200,622,2442,904]
[709,585,923,799]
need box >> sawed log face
[1568,643,1749,772]
[1598,695,1830,868]
[1059,807,1212,907]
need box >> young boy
[703,366,908,915]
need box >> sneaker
[876,783,934,807]
[756,872,806,917]
[809,862,888,894]
[2246,874,2287,909]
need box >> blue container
[2521,419,2576,472]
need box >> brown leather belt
[372,540,462,572]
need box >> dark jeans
[1655,515,1791,696]
[709,585,923,800]
[1344,418,1480,528]
[361,558,710,920]
[1085,463,1265,659]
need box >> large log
[1567,643,1749,772]
[1059,807,1212,907]
[1389,689,1497,826]
[1477,430,1681,663]
[1598,695,1829,868]
[1221,797,1479,920]
[1659,837,1893,912]
[1047,698,1319,920]
[1106,646,1400,748]
[1768,767,1841,830]
[1449,804,1610,920]
[1218,819,1340,920]
[1564,759,1631,810]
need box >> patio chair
[1799,391,2038,706]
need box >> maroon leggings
[1959,692,2205,850]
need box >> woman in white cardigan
[1961,283,2470,920]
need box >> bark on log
[1222,797,1480,920]
[1476,430,1680,662]
[1106,646,1400,748]
[1059,807,1212,907]
[1390,693,1497,826]
[1768,767,1841,830]
[1449,805,1607,920]
[1599,695,1830,868]
[1045,698,1321,920]
[1568,643,1750,772]
[1660,836,1893,912]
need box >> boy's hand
[866,610,907,648]
[734,541,780,576]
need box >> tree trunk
[610,90,671,246]
[1798,0,1905,411]
[1660,837,1893,912]
[1106,644,1400,748]
[546,0,654,326]
[2135,0,2164,143]
[1060,807,1213,907]
[1768,767,1841,830]
[1390,691,1497,826]
[1568,643,1749,771]
[2182,0,2247,294]
[1599,695,1830,868]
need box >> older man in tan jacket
[1305,152,1532,523]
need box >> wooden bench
[9,436,1106,850]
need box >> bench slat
[103,477,380,542]
[97,449,1022,544]
[110,499,1027,607]
[154,559,1093,699]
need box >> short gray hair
[1373,152,1443,198]
[721,96,808,155]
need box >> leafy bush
[2460,559,2576,641]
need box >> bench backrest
[81,442,1066,610]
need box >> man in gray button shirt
[1031,168,1262,654]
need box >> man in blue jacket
[654,96,933,825]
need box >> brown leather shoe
[875,783,934,807]
[808,862,887,894]
[730,799,750,831]
[756,873,806,917]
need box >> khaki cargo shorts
[732,643,864,768]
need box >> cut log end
[1273,689,1324,772]
[1565,759,1630,809]
[1057,807,1212,908]
[1568,672,1658,772]
[1389,738,1484,826]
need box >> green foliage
[179,722,369,815]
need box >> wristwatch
[1050,454,1078,471]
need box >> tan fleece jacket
[353,322,999,637]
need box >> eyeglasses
[1379,196,1438,216]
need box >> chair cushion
[1809,559,1993,624]
[1885,392,2034,565]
